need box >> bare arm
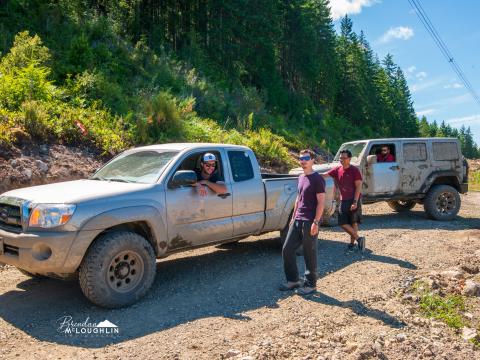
[199,180,227,194]
[350,179,362,211]
[311,193,325,235]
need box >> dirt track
[1,194,480,360]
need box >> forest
[0,0,478,166]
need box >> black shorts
[338,199,362,226]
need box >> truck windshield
[91,150,178,184]
[334,142,366,162]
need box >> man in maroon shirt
[280,149,325,295]
[377,145,395,162]
[324,150,366,252]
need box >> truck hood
[289,162,340,175]
[1,179,153,204]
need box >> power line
[407,0,480,107]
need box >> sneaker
[357,236,366,252]
[295,286,317,296]
[279,280,303,291]
[347,243,355,252]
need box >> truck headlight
[28,204,76,228]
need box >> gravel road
[1,193,479,359]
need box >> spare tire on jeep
[424,184,461,221]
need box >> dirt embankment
[0,143,105,194]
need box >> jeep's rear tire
[424,185,461,221]
[79,231,156,308]
[387,200,416,212]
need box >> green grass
[469,170,480,192]
[412,280,467,329]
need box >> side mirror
[170,170,197,188]
[367,155,377,165]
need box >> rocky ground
[0,189,479,359]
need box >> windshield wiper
[105,178,134,183]
[90,176,105,181]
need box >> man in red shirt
[377,145,395,162]
[324,150,365,252]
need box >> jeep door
[400,141,430,194]
[165,149,233,249]
[364,141,401,195]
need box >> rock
[345,342,358,353]
[225,349,241,358]
[460,264,479,275]
[22,168,32,180]
[396,333,407,342]
[463,312,474,320]
[9,159,18,167]
[462,327,477,341]
[462,280,480,296]
[240,357,253,360]
[440,269,464,279]
[35,160,49,172]
[39,144,49,155]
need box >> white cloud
[329,0,379,20]
[443,82,463,89]
[446,114,480,126]
[410,78,442,93]
[415,71,427,80]
[416,108,436,117]
[407,66,417,73]
[378,26,414,44]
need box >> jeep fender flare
[419,171,461,194]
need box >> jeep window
[334,142,366,162]
[404,143,427,161]
[433,142,459,161]
[92,150,178,183]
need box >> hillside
[0,0,478,169]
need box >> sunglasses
[299,155,311,161]
[203,162,216,168]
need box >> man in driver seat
[194,153,227,196]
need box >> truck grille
[0,203,23,233]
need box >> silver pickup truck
[0,143,335,308]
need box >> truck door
[165,149,233,249]
[365,142,401,195]
[400,141,430,194]
[226,150,265,236]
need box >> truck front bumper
[0,228,97,276]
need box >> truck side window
[433,142,459,161]
[404,143,427,161]
[228,151,254,182]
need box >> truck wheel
[79,231,156,308]
[387,200,416,212]
[424,185,461,221]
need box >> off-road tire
[322,205,339,227]
[79,231,156,308]
[387,200,416,212]
[424,185,461,221]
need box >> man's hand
[350,202,358,211]
[194,182,208,196]
[310,222,319,236]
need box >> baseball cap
[202,153,217,162]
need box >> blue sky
[329,0,480,144]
